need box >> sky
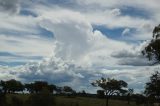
[0,0,160,93]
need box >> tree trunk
[106,96,109,106]
[127,94,130,105]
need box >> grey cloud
[0,59,158,93]
[112,50,136,58]
[112,49,154,66]
[0,0,20,14]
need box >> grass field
[55,96,140,106]
[4,94,143,106]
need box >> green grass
[5,94,142,106]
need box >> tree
[97,90,105,98]
[33,81,48,93]
[63,86,75,94]
[25,81,57,94]
[1,79,24,93]
[142,24,160,63]
[144,71,160,103]
[127,88,134,104]
[0,81,6,94]
[91,78,128,106]
[25,83,34,93]
[48,84,57,93]
[25,81,48,93]
[81,90,86,95]
[7,79,24,93]
[153,24,160,39]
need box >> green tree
[3,79,24,93]
[142,24,160,63]
[33,81,48,93]
[7,79,24,93]
[25,81,57,94]
[63,86,75,94]
[25,81,49,93]
[25,83,34,93]
[144,71,160,104]
[91,78,128,106]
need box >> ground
[4,94,144,106]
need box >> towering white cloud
[0,0,160,93]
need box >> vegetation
[0,79,24,93]
[142,24,160,63]
[127,88,134,105]
[91,78,128,106]
[0,94,148,106]
[144,71,160,104]
[0,71,160,106]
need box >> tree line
[0,80,76,95]
[0,80,77,106]
[0,70,160,106]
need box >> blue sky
[0,0,160,93]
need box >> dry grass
[5,94,143,106]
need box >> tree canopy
[91,78,128,106]
[0,79,24,93]
[92,78,128,96]
[25,81,57,94]
[142,24,160,63]
[145,71,160,99]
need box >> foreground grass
[55,96,140,106]
[5,94,142,106]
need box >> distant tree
[91,78,128,106]
[33,81,48,93]
[2,79,24,93]
[144,71,160,104]
[142,24,160,63]
[7,79,24,93]
[25,81,57,94]
[48,84,57,93]
[81,90,86,95]
[55,87,62,94]
[25,83,34,93]
[63,86,75,94]
[0,81,6,94]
